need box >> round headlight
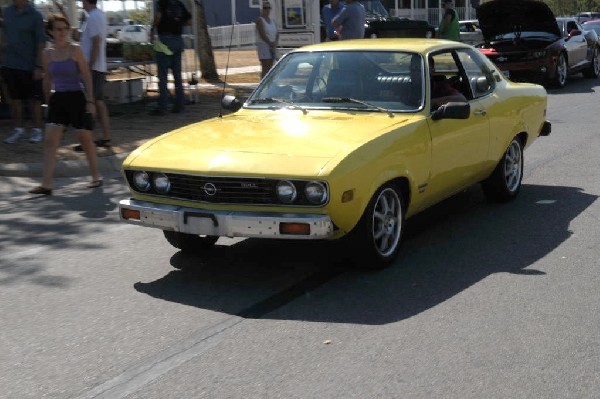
[153,173,171,194]
[276,180,297,203]
[304,181,328,205]
[133,171,151,192]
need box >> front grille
[488,51,546,63]
[125,170,328,207]
[166,174,274,204]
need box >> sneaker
[3,127,25,144]
[29,128,43,143]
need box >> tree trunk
[193,1,219,81]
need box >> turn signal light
[121,208,141,221]
[279,222,310,235]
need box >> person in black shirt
[149,0,191,115]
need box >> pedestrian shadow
[133,184,597,325]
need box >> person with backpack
[149,0,191,115]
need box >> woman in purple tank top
[29,14,101,196]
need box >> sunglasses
[53,27,69,32]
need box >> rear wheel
[481,136,524,203]
[582,46,600,78]
[163,231,219,252]
[346,182,404,270]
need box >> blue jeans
[156,35,185,111]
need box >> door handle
[474,109,487,116]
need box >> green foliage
[539,0,600,17]
[128,8,152,25]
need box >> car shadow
[133,184,596,325]
[546,74,599,95]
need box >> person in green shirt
[438,0,460,41]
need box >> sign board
[278,32,314,47]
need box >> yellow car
[119,39,550,269]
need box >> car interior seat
[326,69,362,98]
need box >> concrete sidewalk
[0,84,257,178]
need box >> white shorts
[257,43,276,60]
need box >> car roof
[297,39,472,54]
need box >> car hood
[124,109,414,177]
[477,0,561,41]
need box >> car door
[424,49,491,202]
[563,20,588,67]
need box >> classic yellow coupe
[119,39,550,269]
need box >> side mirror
[221,95,242,112]
[431,102,471,121]
[475,76,491,93]
[568,29,582,37]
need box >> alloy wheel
[504,140,523,193]
[371,187,402,257]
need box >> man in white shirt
[73,0,111,150]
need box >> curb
[0,152,131,178]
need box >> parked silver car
[459,20,483,45]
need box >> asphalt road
[1,75,599,398]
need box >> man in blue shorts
[1,0,46,144]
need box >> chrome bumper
[119,199,334,239]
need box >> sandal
[87,180,103,189]
[94,139,112,148]
[29,186,52,195]
[73,139,112,152]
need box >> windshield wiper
[249,98,308,115]
[322,97,394,117]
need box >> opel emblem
[203,182,217,196]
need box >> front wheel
[583,46,600,78]
[550,53,567,88]
[481,136,524,203]
[345,183,404,270]
[163,231,219,252]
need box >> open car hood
[476,0,561,41]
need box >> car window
[456,49,495,99]
[249,51,425,112]
[428,51,471,108]
[566,21,578,33]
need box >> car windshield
[583,21,600,34]
[360,0,389,18]
[247,50,425,113]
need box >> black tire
[550,53,567,88]
[582,46,600,78]
[345,182,405,270]
[163,231,219,252]
[481,136,524,203]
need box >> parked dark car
[477,0,600,88]
[320,0,435,41]
[361,0,435,39]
